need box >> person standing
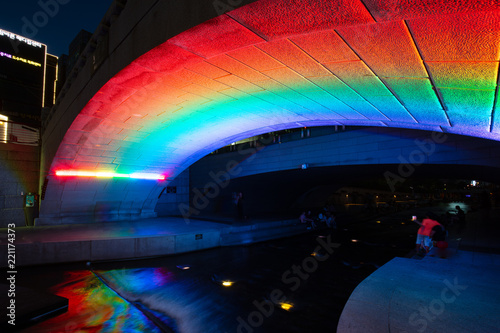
[455,205,466,233]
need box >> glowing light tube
[55,170,166,181]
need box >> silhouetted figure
[326,212,336,229]
[236,192,244,220]
[431,223,447,243]
[443,211,453,228]
[455,205,466,233]
[431,223,448,258]
[316,212,327,229]
[299,211,313,227]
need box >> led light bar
[55,170,166,181]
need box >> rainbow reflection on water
[22,270,168,333]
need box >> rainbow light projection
[51,0,500,182]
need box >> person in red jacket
[413,212,442,254]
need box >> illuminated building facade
[0,28,57,126]
[44,54,58,109]
[0,29,58,226]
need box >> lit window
[0,115,8,143]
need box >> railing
[0,117,40,146]
[211,125,362,155]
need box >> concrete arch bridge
[39,0,500,224]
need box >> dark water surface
[18,216,418,332]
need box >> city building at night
[56,29,92,96]
[0,28,57,126]
[0,29,58,227]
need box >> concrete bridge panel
[191,128,500,188]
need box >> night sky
[0,0,114,57]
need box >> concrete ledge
[136,236,176,257]
[10,235,215,266]
[0,217,310,267]
[175,230,221,253]
[35,211,158,226]
[15,241,92,266]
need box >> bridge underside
[214,163,500,215]
[39,0,500,224]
